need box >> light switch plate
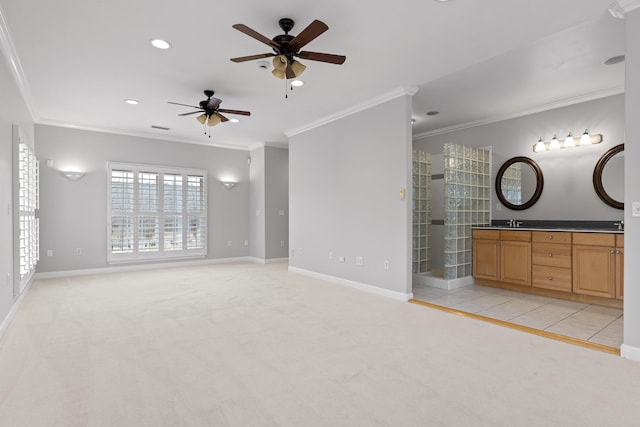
[633,202,640,217]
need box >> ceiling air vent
[151,125,171,131]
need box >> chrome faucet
[614,220,624,230]
[508,219,523,228]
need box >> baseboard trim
[621,344,640,361]
[288,267,412,302]
[34,256,257,279]
[0,278,34,339]
[245,257,289,265]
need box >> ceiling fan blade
[218,109,251,116]
[232,24,280,49]
[207,97,222,109]
[230,53,275,63]
[215,112,229,122]
[289,20,329,52]
[297,51,346,64]
[168,101,202,109]
[178,111,203,116]
[285,63,295,79]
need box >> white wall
[264,146,288,260]
[35,124,250,273]
[414,94,625,222]
[249,145,289,262]
[0,50,34,330]
[249,146,265,260]
[623,7,640,358]
[289,92,413,298]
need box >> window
[18,141,39,289]
[108,163,207,262]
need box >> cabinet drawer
[500,230,531,242]
[473,229,500,240]
[532,266,572,292]
[572,232,615,247]
[532,243,572,268]
[616,234,624,248]
[532,231,571,244]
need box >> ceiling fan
[230,18,346,80]
[168,90,250,137]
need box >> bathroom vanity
[472,227,623,308]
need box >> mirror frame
[593,143,624,210]
[495,156,544,211]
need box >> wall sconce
[60,171,85,180]
[221,181,236,190]
[533,130,602,153]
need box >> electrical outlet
[244,240,249,246]
[633,202,640,217]
[290,249,295,257]
[339,256,345,263]
[47,249,53,257]
[329,251,333,260]
[76,248,82,256]
[255,210,260,216]
[356,256,363,266]
[227,240,232,247]
[383,260,390,270]
[279,210,285,216]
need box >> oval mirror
[593,144,624,210]
[495,156,544,210]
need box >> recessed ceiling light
[124,99,139,105]
[603,55,625,65]
[426,111,440,116]
[151,39,171,49]
[230,118,239,123]
[291,80,304,87]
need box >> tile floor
[412,283,623,348]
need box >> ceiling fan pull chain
[285,78,288,99]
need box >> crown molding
[286,86,419,138]
[412,86,624,140]
[0,3,37,120]
[608,0,640,18]
[37,118,252,151]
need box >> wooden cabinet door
[616,248,624,300]
[572,245,615,298]
[473,239,499,280]
[500,241,531,286]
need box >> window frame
[107,162,207,263]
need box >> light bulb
[549,135,560,150]
[534,137,546,153]
[580,129,592,145]
[563,132,575,148]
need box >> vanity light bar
[533,133,602,153]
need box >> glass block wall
[412,150,432,274]
[443,144,491,279]
[500,162,522,205]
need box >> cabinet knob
[548,253,553,257]
[547,235,553,239]
[616,250,621,254]
[610,250,615,254]
[548,276,553,280]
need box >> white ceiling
[0,0,625,149]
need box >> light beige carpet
[1,262,640,426]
